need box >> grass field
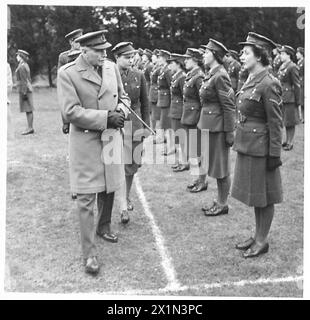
[5,88,304,297]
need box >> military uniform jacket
[142,61,154,90]
[237,65,249,92]
[297,58,304,106]
[157,64,172,108]
[169,70,186,119]
[181,66,204,126]
[58,50,71,70]
[15,61,33,95]
[120,67,150,134]
[233,68,283,158]
[57,55,131,194]
[227,59,241,92]
[277,60,300,105]
[197,65,235,132]
[149,64,161,103]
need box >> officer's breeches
[76,192,115,259]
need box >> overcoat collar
[240,67,269,91]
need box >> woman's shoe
[190,181,208,193]
[283,144,293,151]
[235,237,255,250]
[127,198,134,211]
[243,242,269,258]
[201,200,217,212]
[282,142,288,147]
[173,164,190,172]
[187,179,200,190]
[204,203,228,216]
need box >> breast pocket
[130,82,141,102]
[181,103,201,126]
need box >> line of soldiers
[57,28,304,275]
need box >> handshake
[107,109,126,129]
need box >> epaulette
[63,61,76,70]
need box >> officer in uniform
[278,45,301,151]
[15,49,34,135]
[156,49,173,153]
[199,39,235,216]
[57,30,131,275]
[111,42,150,224]
[142,49,154,94]
[67,49,82,63]
[149,49,161,133]
[133,48,144,70]
[58,29,83,69]
[231,32,283,258]
[296,47,304,123]
[272,44,282,76]
[181,48,207,193]
[167,53,187,172]
[58,29,83,135]
[226,50,241,92]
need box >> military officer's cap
[65,29,83,41]
[153,49,160,56]
[182,48,203,61]
[297,47,304,55]
[239,32,276,51]
[167,53,185,63]
[68,49,82,59]
[279,45,295,56]
[158,49,171,59]
[17,49,30,57]
[201,39,229,59]
[138,48,144,56]
[75,30,111,50]
[111,42,137,56]
[143,49,153,59]
[228,49,239,60]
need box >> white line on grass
[100,275,303,296]
[134,176,181,291]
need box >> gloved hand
[225,131,234,147]
[107,111,125,129]
[22,93,28,101]
[62,123,70,134]
[267,156,282,171]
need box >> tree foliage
[8,5,305,86]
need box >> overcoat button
[84,130,89,133]
[239,100,242,103]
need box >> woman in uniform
[15,49,35,135]
[157,49,174,154]
[198,39,235,216]
[112,42,150,224]
[149,49,161,134]
[167,53,187,172]
[232,32,283,258]
[278,45,301,151]
[181,48,207,193]
[142,49,154,94]
[296,47,304,123]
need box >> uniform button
[209,111,212,114]
[285,88,288,91]
[124,83,127,85]
[84,130,89,133]
[176,100,179,103]
[239,100,242,103]
[237,120,240,124]
[191,107,194,110]
[253,129,257,132]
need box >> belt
[237,113,266,124]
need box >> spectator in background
[7,62,13,139]
[296,47,304,123]
[15,49,34,135]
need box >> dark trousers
[76,191,114,259]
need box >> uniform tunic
[57,55,131,194]
[198,65,235,179]
[181,66,204,159]
[278,60,300,127]
[149,64,161,121]
[231,68,283,207]
[142,60,154,94]
[227,59,241,92]
[120,67,150,176]
[297,58,304,108]
[15,61,34,113]
[157,64,172,129]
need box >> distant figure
[132,48,144,70]
[296,47,304,123]
[141,49,154,94]
[226,50,241,92]
[15,49,34,135]
[7,62,13,139]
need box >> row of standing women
[127,32,288,258]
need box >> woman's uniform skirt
[207,132,230,179]
[282,102,299,127]
[231,153,283,208]
[159,107,171,130]
[19,92,34,113]
[150,101,161,121]
[124,138,143,176]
